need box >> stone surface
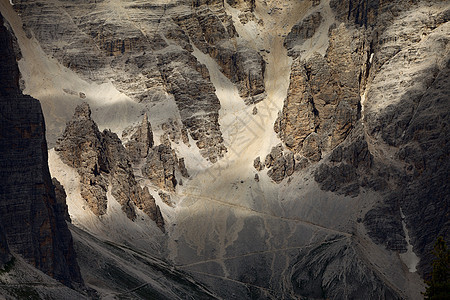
[0,13,83,287]
[13,0,228,162]
[291,238,399,299]
[314,131,374,198]
[158,191,174,208]
[142,144,178,192]
[125,113,154,163]
[253,156,264,171]
[263,144,296,183]
[55,102,110,216]
[284,12,323,56]
[52,178,71,223]
[157,48,226,162]
[3,0,449,299]
[104,129,139,221]
[178,157,190,178]
[56,103,166,230]
[277,24,364,158]
[161,118,190,146]
[173,2,266,104]
[276,0,449,282]
[136,187,165,232]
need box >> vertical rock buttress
[0,13,83,287]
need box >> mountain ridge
[0,0,448,298]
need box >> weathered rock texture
[277,24,364,159]
[284,12,323,56]
[175,1,266,104]
[314,133,375,197]
[142,144,178,192]
[161,118,190,146]
[156,49,226,162]
[278,0,450,280]
[125,113,154,163]
[123,114,188,191]
[291,238,399,299]
[56,103,165,230]
[136,187,165,232]
[4,0,450,298]
[263,144,295,183]
[9,0,264,162]
[362,6,450,273]
[55,102,110,216]
[0,13,82,287]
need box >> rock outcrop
[362,8,450,272]
[277,24,364,159]
[314,134,374,197]
[279,0,450,279]
[56,103,165,230]
[142,144,178,192]
[55,102,110,216]
[161,118,190,146]
[0,13,83,287]
[124,113,191,193]
[284,12,323,56]
[125,113,154,163]
[136,187,165,232]
[174,2,266,104]
[157,49,226,162]
[256,144,296,183]
[13,0,228,162]
[291,238,399,299]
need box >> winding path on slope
[179,191,352,238]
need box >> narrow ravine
[399,208,420,272]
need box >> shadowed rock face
[0,224,11,269]
[274,0,450,280]
[3,0,449,299]
[291,238,400,299]
[284,12,323,56]
[0,13,83,287]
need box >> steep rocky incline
[175,0,266,104]
[275,22,365,165]
[55,102,166,231]
[291,238,399,299]
[0,12,83,288]
[271,0,450,279]
[10,0,267,162]
[2,0,449,299]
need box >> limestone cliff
[0,12,83,287]
[272,0,450,279]
[3,0,449,299]
[56,103,166,230]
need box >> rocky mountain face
[55,102,166,230]
[10,0,267,162]
[1,0,449,299]
[271,0,450,277]
[0,12,83,288]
